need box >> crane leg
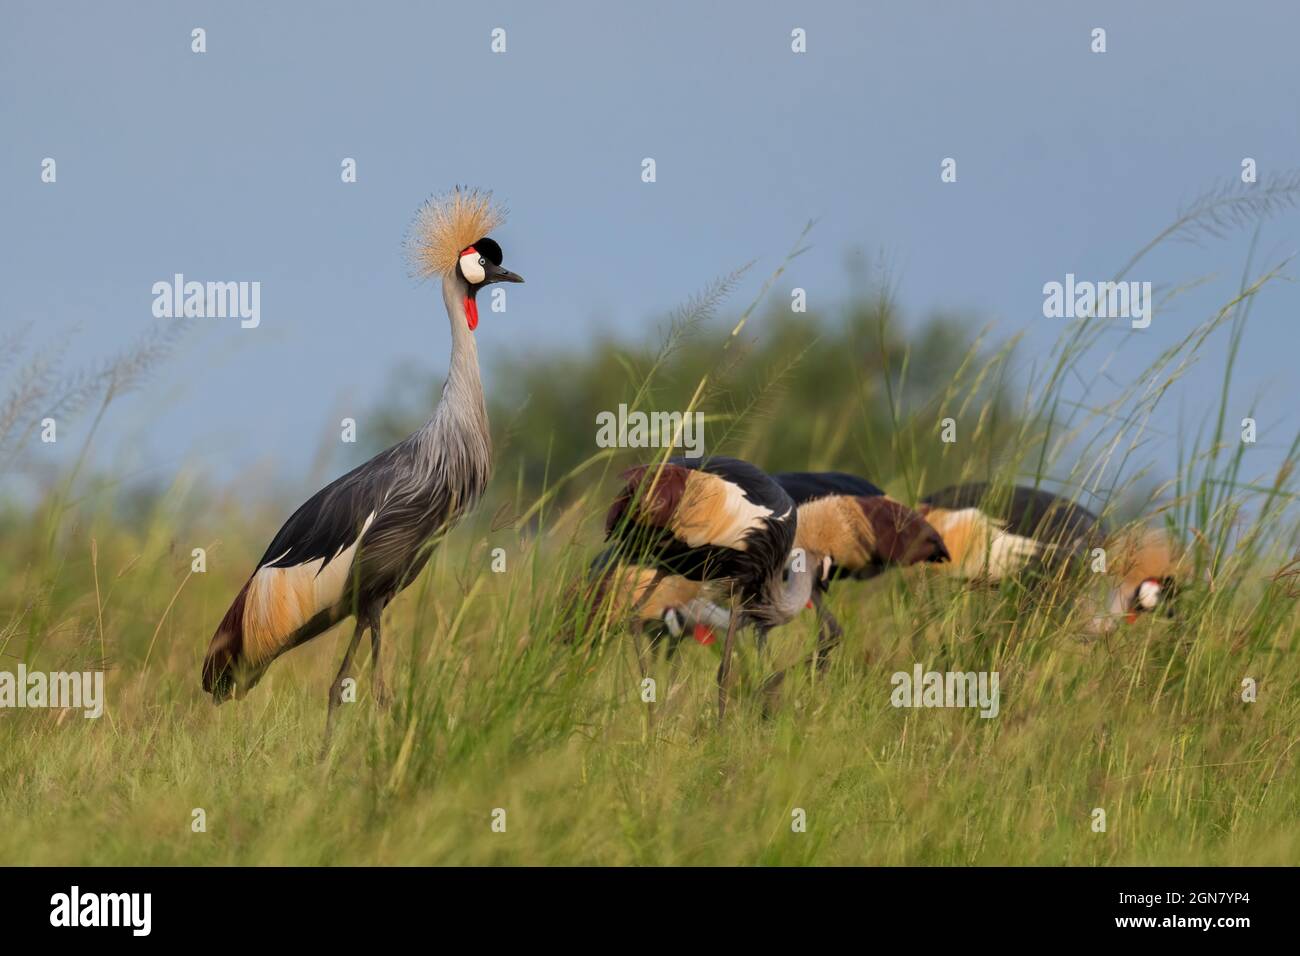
[810,591,843,673]
[629,618,650,675]
[369,612,390,708]
[323,619,367,748]
[629,618,658,736]
[760,593,842,716]
[663,637,685,702]
[716,597,740,726]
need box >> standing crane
[916,482,1183,629]
[603,455,805,721]
[201,188,523,738]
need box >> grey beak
[487,263,524,284]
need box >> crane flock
[201,187,1186,734]
[607,471,1184,673]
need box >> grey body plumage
[201,199,522,741]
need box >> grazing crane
[774,470,948,593]
[766,471,948,662]
[653,470,949,668]
[201,188,523,737]
[916,483,1100,581]
[603,455,804,721]
[576,471,889,655]
[916,482,1182,629]
[573,553,730,650]
[1095,526,1183,625]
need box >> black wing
[774,471,885,504]
[922,482,1103,547]
[685,455,792,501]
[256,444,408,572]
[605,455,796,603]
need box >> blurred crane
[916,482,1183,629]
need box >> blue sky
[3,0,1299,500]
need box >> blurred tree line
[363,285,1026,507]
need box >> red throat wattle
[693,623,716,645]
[464,296,478,331]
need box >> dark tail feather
[202,582,249,701]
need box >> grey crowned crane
[201,189,523,736]
[765,470,949,662]
[916,482,1184,629]
[773,470,951,587]
[603,455,806,721]
[656,470,950,667]
[583,471,892,654]
[574,552,731,650]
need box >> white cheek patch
[662,608,683,638]
[1136,580,1162,610]
[459,252,486,284]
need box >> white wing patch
[242,511,377,663]
[675,471,775,551]
[929,507,1041,580]
[986,529,1043,579]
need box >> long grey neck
[413,276,492,504]
[689,565,812,632]
[438,275,487,427]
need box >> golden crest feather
[406,187,507,279]
[1110,526,1183,588]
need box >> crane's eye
[478,257,486,267]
